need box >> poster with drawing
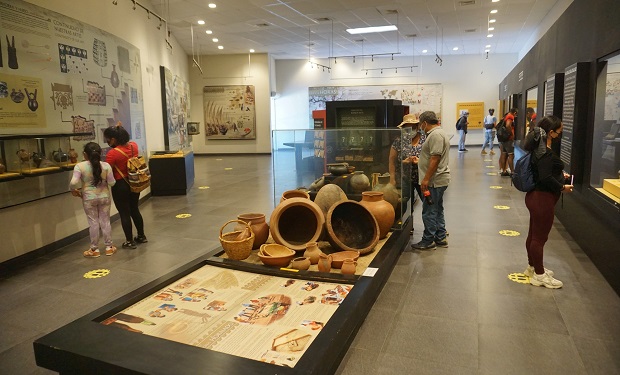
[161,66,190,150]
[309,84,443,125]
[203,85,256,140]
[102,264,352,367]
[0,0,146,156]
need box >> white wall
[274,53,518,147]
[187,53,272,154]
[0,0,189,263]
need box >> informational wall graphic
[562,64,578,171]
[160,66,190,150]
[604,72,620,121]
[544,74,556,116]
[309,84,443,125]
[203,85,256,140]
[0,0,146,154]
[455,102,484,129]
[102,264,352,367]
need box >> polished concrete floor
[1,150,619,374]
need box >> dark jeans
[401,179,422,216]
[421,185,448,243]
[525,190,559,274]
[111,179,145,242]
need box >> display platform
[34,218,412,375]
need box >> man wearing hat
[389,114,426,217]
[412,111,450,250]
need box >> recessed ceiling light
[212,38,218,42]
[346,25,398,34]
[485,49,490,52]
[218,45,223,49]
[490,9,498,13]
[489,19,496,23]
[197,20,205,25]
[492,0,500,2]
[453,47,459,51]
[487,34,493,38]
[488,27,494,31]
[206,30,213,34]
[208,3,216,8]
[249,49,255,53]
[485,44,491,48]
[422,49,428,53]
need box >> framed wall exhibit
[203,85,256,140]
[0,0,146,156]
[455,102,484,129]
[160,66,190,150]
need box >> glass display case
[592,51,620,202]
[272,128,413,230]
[0,132,91,208]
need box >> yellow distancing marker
[508,273,530,284]
[484,159,492,162]
[487,172,498,176]
[176,213,192,219]
[224,167,233,170]
[216,158,223,161]
[84,269,110,279]
[486,165,495,168]
[490,185,502,189]
[198,186,210,190]
[494,205,510,210]
[499,230,520,237]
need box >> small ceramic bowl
[257,251,295,267]
[260,243,295,257]
[330,250,361,269]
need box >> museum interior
[0,0,619,374]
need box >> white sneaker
[523,265,554,278]
[530,271,563,289]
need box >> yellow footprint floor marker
[84,269,110,279]
[198,186,210,190]
[176,213,192,219]
[494,205,510,210]
[486,165,495,168]
[508,273,530,284]
[484,159,493,162]
[216,158,223,161]
[499,229,520,237]
[487,172,498,176]
[490,185,503,189]
[224,167,233,170]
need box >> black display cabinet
[149,150,195,195]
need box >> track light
[158,20,162,29]
[395,68,398,73]
[132,0,136,10]
[371,55,374,61]
[391,54,394,60]
[353,56,355,63]
[112,0,118,4]
[334,57,337,64]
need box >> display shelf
[149,149,195,196]
[34,218,412,375]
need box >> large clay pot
[359,191,395,239]
[326,200,379,255]
[317,253,332,272]
[341,258,357,275]
[314,184,347,216]
[269,197,325,251]
[372,175,400,213]
[303,242,322,265]
[280,189,310,202]
[234,213,269,249]
[349,171,370,193]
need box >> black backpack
[455,116,463,130]
[512,152,536,192]
[496,119,510,142]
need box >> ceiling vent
[406,34,417,38]
[464,28,477,33]
[315,17,331,22]
[255,23,270,27]
[378,9,399,15]
[458,1,476,6]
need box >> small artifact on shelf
[52,148,69,163]
[290,257,311,271]
[340,258,357,275]
[219,219,255,260]
[330,250,360,269]
[349,171,370,193]
[326,163,349,176]
[317,253,332,272]
[257,244,295,267]
[303,242,322,265]
[261,243,295,257]
[17,149,30,162]
[68,148,78,163]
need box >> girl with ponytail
[70,142,117,257]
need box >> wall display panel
[591,52,620,196]
[160,66,190,150]
[309,84,442,124]
[0,0,146,155]
[455,102,484,129]
[561,64,578,171]
[203,85,256,140]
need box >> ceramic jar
[68,148,78,163]
[303,242,322,264]
[317,253,332,272]
[291,257,311,271]
[326,200,379,255]
[327,163,349,176]
[349,171,370,194]
[341,259,357,275]
[314,184,347,216]
[372,174,400,213]
[234,213,269,249]
[53,148,68,163]
[16,149,30,162]
[359,191,396,239]
[269,197,325,251]
[280,189,310,202]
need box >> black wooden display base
[34,218,412,375]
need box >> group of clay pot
[256,242,359,275]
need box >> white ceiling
[148,0,565,59]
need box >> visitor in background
[456,110,469,152]
[481,108,497,155]
[499,108,517,176]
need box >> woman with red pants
[104,123,147,249]
[522,115,573,289]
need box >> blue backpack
[512,152,536,192]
